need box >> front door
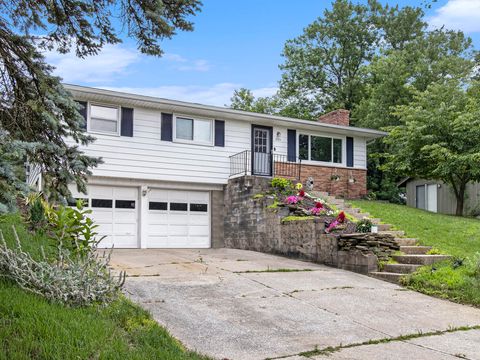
[252,125,272,176]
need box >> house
[398,178,480,215]
[28,84,385,249]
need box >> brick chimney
[318,109,350,126]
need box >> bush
[271,177,293,192]
[42,200,103,259]
[355,218,373,233]
[0,225,124,307]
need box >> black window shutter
[161,113,173,141]
[214,120,225,147]
[120,107,134,137]
[346,137,354,167]
[77,101,87,130]
[287,129,296,161]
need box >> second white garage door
[147,189,210,248]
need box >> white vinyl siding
[69,105,368,186]
[72,107,250,184]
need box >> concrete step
[394,238,418,246]
[376,223,392,231]
[369,272,404,284]
[379,230,405,237]
[370,218,382,224]
[400,246,432,255]
[392,254,451,265]
[383,263,422,274]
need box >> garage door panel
[189,214,209,225]
[168,225,189,236]
[188,225,209,236]
[147,189,210,248]
[79,185,139,248]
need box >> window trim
[88,102,121,136]
[173,114,214,146]
[297,133,346,166]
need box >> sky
[45,0,480,107]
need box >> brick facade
[318,109,350,126]
[274,162,367,199]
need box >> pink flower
[310,207,321,215]
[286,195,298,204]
[326,220,339,233]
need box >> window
[176,117,193,140]
[67,198,88,207]
[174,116,212,144]
[298,134,343,164]
[91,199,113,208]
[149,202,168,210]
[190,203,208,212]
[299,134,309,160]
[89,104,119,134]
[170,202,188,211]
[115,200,136,209]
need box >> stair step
[369,272,404,284]
[392,254,451,265]
[376,223,392,231]
[394,238,418,246]
[379,230,405,237]
[400,246,432,255]
[370,218,382,224]
[383,263,422,274]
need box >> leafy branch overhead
[0,0,202,211]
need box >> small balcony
[229,150,302,180]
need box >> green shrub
[355,218,372,233]
[43,200,104,259]
[271,177,293,192]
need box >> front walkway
[109,249,480,360]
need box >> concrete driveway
[109,249,480,360]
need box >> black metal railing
[229,150,301,179]
[273,153,302,180]
[229,150,251,177]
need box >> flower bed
[268,177,357,234]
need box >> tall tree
[278,0,425,119]
[354,29,475,201]
[385,80,480,216]
[0,0,201,211]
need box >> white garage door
[147,189,210,248]
[69,185,139,248]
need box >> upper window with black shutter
[174,115,213,146]
[89,104,120,135]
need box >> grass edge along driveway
[349,200,480,308]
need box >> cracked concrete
[109,248,480,360]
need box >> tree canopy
[0,0,202,211]
[385,80,480,216]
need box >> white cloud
[163,53,211,72]
[428,0,480,33]
[101,84,279,107]
[44,44,139,83]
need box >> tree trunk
[455,182,466,216]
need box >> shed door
[416,185,426,210]
[426,184,438,213]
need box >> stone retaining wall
[224,176,391,274]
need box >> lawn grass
[348,200,480,307]
[349,200,480,258]
[0,213,210,360]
